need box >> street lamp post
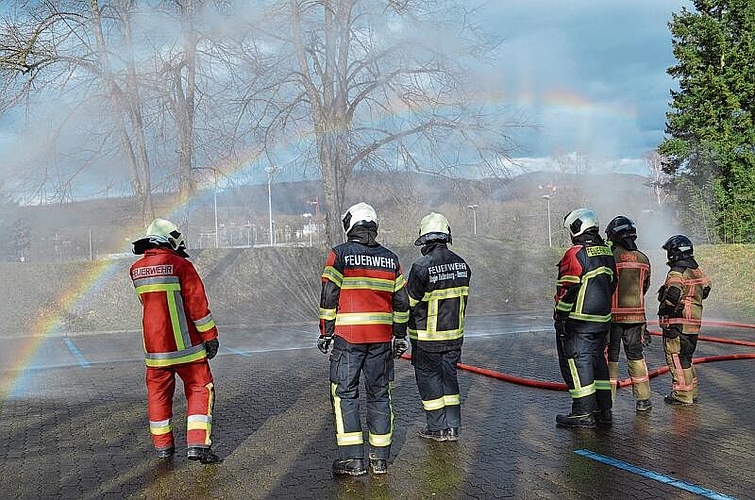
[213,175,219,248]
[467,204,478,236]
[542,195,552,248]
[265,166,279,246]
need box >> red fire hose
[401,320,755,391]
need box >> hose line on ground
[401,320,755,391]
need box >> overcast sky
[0,0,693,198]
[479,0,692,173]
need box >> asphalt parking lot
[1,314,753,499]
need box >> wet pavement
[1,313,754,499]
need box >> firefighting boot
[664,393,693,406]
[369,454,387,475]
[156,446,174,459]
[187,446,223,464]
[419,427,448,442]
[555,413,596,429]
[593,409,613,426]
[636,399,653,412]
[447,427,460,441]
[332,458,367,476]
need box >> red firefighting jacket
[319,227,409,344]
[130,248,218,367]
[554,237,617,333]
[610,243,651,323]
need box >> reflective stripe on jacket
[407,243,470,347]
[319,239,409,343]
[659,266,711,334]
[610,244,651,323]
[555,243,617,333]
[130,248,217,367]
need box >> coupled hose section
[401,319,755,391]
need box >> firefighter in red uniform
[130,219,221,464]
[407,213,470,442]
[658,235,711,405]
[317,202,410,476]
[605,216,653,412]
[554,209,617,428]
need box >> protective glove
[392,337,409,358]
[554,318,568,339]
[317,334,334,354]
[204,339,219,360]
[641,326,652,347]
[663,327,680,340]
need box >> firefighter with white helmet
[130,218,221,464]
[605,216,653,412]
[317,202,410,476]
[407,212,470,442]
[658,235,711,405]
[554,208,616,428]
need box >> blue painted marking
[63,337,91,368]
[574,449,737,500]
[223,346,251,358]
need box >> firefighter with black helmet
[658,235,711,405]
[317,202,410,476]
[605,216,653,412]
[554,208,617,428]
[130,219,222,464]
[407,212,471,442]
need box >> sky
[0,0,694,199]
[479,0,693,173]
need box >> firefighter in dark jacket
[317,202,410,476]
[605,216,653,412]
[554,209,617,428]
[407,213,470,442]
[658,235,711,405]
[130,219,221,464]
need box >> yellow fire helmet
[415,212,452,246]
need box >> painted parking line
[222,346,252,358]
[574,449,737,500]
[63,337,91,368]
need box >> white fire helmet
[415,212,452,246]
[133,218,188,257]
[342,202,378,234]
[563,208,599,238]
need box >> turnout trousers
[663,327,698,403]
[329,336,395,460]
[556,329,612,415]
[608,323,651,401]
[411,346,462,432]
[146,360,215,452]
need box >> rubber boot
[608,361,619,401]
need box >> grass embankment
[0,242,751,337]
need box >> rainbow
[0,147,275,401]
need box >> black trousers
[411,345,462,432]
[329,336,394,460]
[556,329,612,415]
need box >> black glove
[641,326,652,347]
[392,337,409,358]
[317,335,333,354]
[554,318,568,339]
[663,327,680,340]
[204,339,219,360]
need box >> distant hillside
[9,170,666,262]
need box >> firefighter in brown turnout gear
[407,213,470,442]
[554,209,617,428]
[605,216,653,412]
[658,235,711,405]
[317,202,410,476]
